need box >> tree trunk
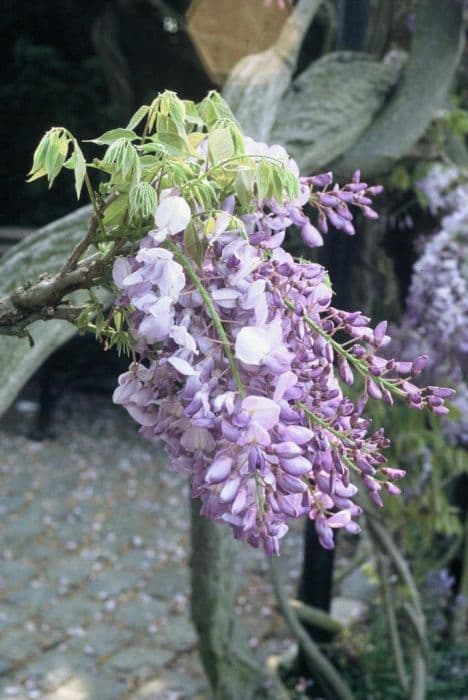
[295,520,336,681]
[190,500,269,699]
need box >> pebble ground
[0,390,302,699]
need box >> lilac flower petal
[113,258,132,287]
[220,477,241,503]
[206,456,233,484]
[280,456,312,476]
[326,510,352,528]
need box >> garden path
[0,390,302,700]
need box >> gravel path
[0,390,302,699]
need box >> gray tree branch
[332,0,465,178]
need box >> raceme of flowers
[112,138,453,556]
[390,164,467,446]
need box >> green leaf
[256,160,272,201]
[121,143,139,180]
[88,128,139,145]
[187,132,206,151]
[235,169,255,208]
[102,139,140,184]
[126,105,150,130]
[284,169,300,200]
[152,132,191,157]
[27,132,50,178]
[191,183,213,210]
[73,143,86,199]
[184,221,206,267]
[128,182,157,222]
[199,99,216,130]
[270,166,284,202]
[45,132,69,187]
[168,95,186,135]
[208,127,234,165]
[389,164,412,191]
[200,91,237,128]
[184,100,204,127]
[63,153,76,170]
[229,124,245,156]
[102,193,129,226]
[26,166,48,183]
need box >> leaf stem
[165,240,244,397]
[84,173,107,240]
[298,402,351,442]
[284,297,407,401]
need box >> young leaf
[191,183,213,210]
[184,221,206,267]
[45,131,69,187]
[153,132,191,157]
[167,94,186,136]
[187,132,206,150]
[103,139,140,183]
[27,132,50,179]
[200,91,237,128]
[284,169,300,200]
[103,193,129,226]
[126,105,150,130]
[73,143,87,198]
[235,169,255,208]
[63,153,76,170]
[156,112,169,134]
[256,160,272,201]
[26,166,48,183]
[229,124,245,156]
[121,143,139,180]
[88,128,139,145]
[273,168,285,202]
[184,100,204,127]
[128,182,157,222]
[208,127,234,165]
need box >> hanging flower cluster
[106,94,453,555]
[390,164,467,446]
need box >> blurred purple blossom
[390,164,468,445]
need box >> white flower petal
[241,396,280,430]
[235,320,283,366]
[136,247,173,263]
[170,326,197,353]
[212,288,242,309]
[122,269,145,286]
[155,259,185,299]
[155,196,191,234]
[132,292,158,311]
[235,327,270,365]
[168,356,200,376]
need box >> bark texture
[0,207,103,417]
[190,500,271,699]
[332,0,465,178]
[271,52,400,172]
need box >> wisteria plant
[21,90,454,556]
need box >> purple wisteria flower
[111,138,453,555]
[390,164,467,445]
